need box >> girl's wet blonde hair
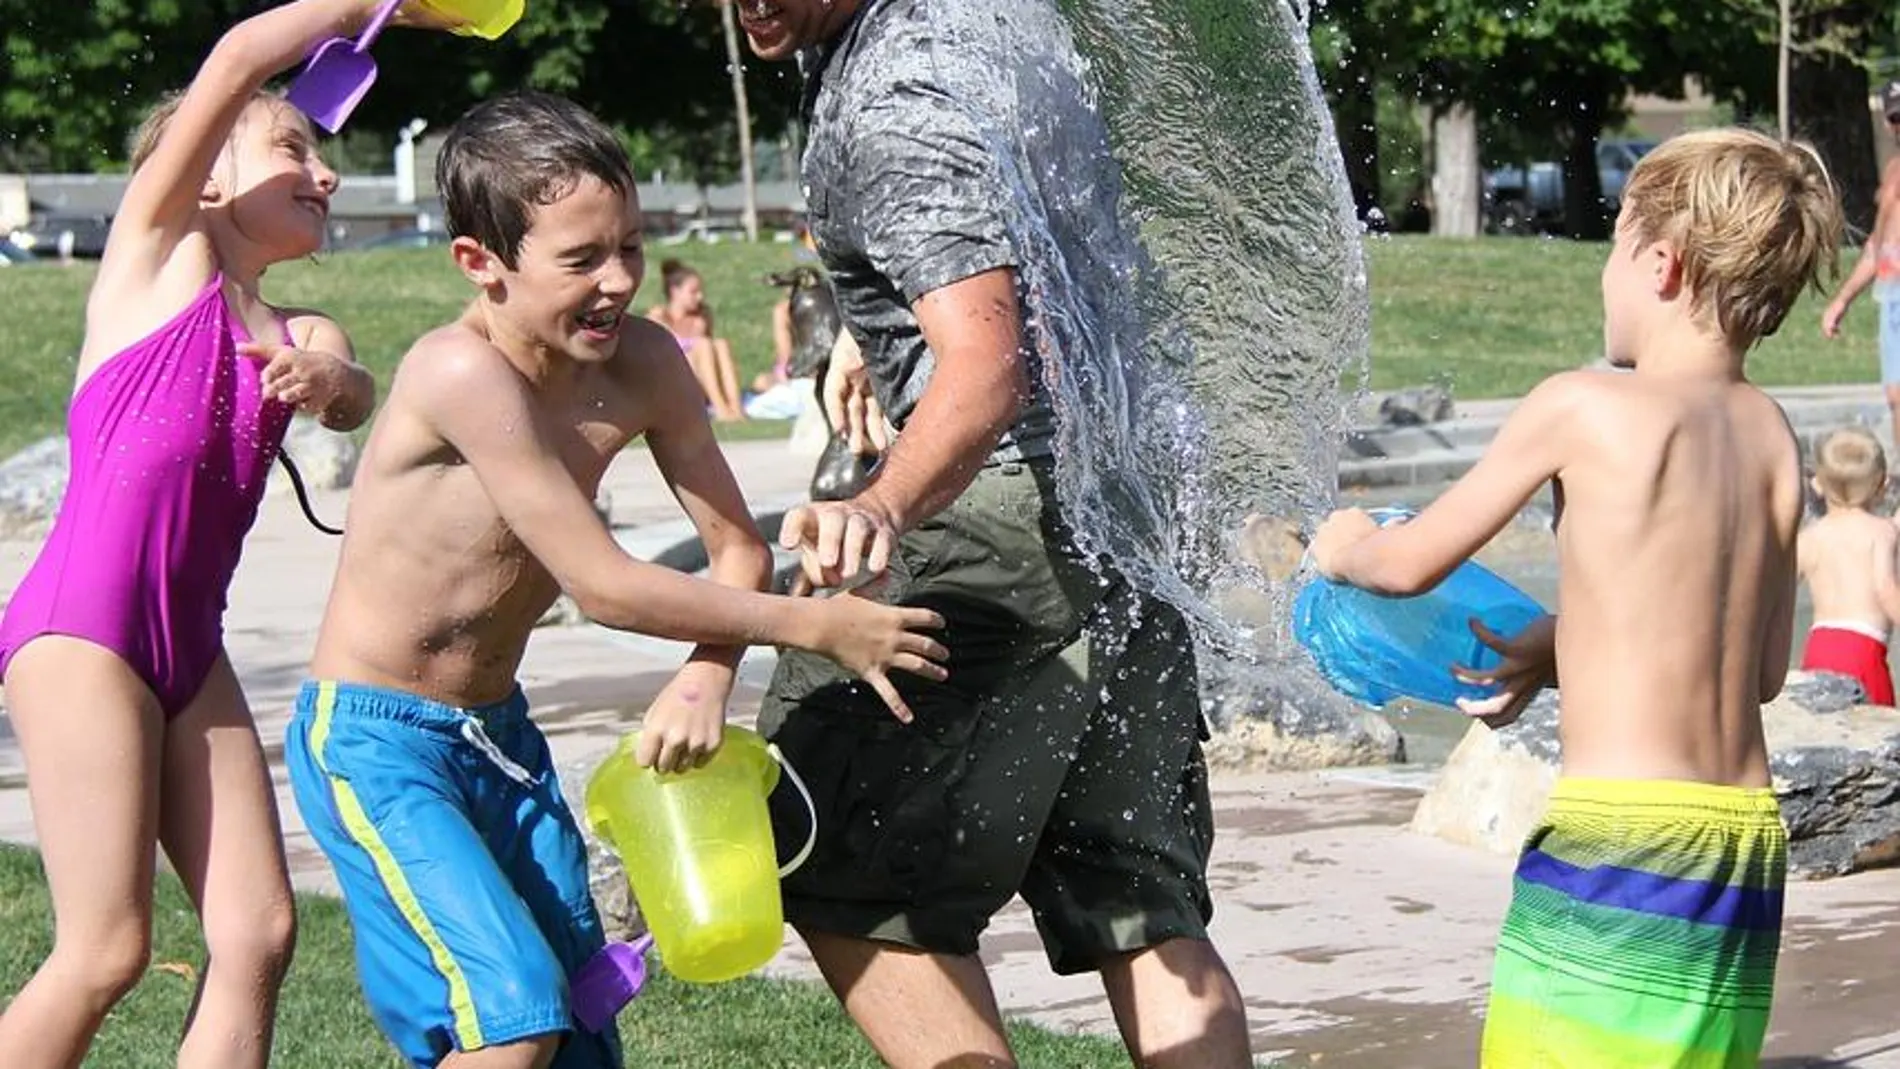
[1620,128,1843,351]
[127,88,291,173]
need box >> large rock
[268,416,360,494]
[1203,656,1407,771]
[0,436,69,539]
[1376,385,1455,427]
[1411,675,1900,878]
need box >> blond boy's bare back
[1799,507,1900,636]
[1544,370,1799,787]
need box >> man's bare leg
[1884,383,1900,464]
[1100,938,1252,1069]
[802,928,1016,1069]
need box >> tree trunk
[1430,104,1480,238]
[1333,53,1381,228]
[1791,45,1877,234]
[720,0,760,242]
[1560,91,1610,241]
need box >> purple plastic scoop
[286,0,403,133]
[571,934,654,1034]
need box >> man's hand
[635,662,735,773]
[781,493,903,591]
[241,341,357,416]
[1822,297,1852,339]
[822,332,890,457]
[1308,508,1381,581]
[1452,614,1557,729]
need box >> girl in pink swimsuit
[0,2,440,1064]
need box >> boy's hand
[241,341,354,416]
[809,589,948,723]
[635,663,734,774]
[1453,614,1557,729]
[1309,508,1380,580]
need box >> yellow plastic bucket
[584,725,816,984]
[415,0,523,39]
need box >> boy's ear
[1650,240,1685,299]
[451,236,503,288]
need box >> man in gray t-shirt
[727,3,1251,1066]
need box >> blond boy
[1311,129,1842,1066]
[1797,426,1900,705]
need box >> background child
[285,91,946,1069]
[1311,128,1841,1067]
[0,2,413,1064]
[647,258,746,421]
[1797,426,1900,705]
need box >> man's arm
[863,270,1028,529]
[1824,158,1900,336]
[1313,372,1585,593]
[784,270,1028,585]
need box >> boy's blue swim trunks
[286,679,621,1068]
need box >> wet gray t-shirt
[800,0,1056,464]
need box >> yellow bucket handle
[766,743,818,877]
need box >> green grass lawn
[0,844,1132,1068]
[0,235,1881,456]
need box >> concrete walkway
[2,432,1898,1067]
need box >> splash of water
[917,0,1369,705]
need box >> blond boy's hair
[127,89,287,172]
[1815,427,1887,508]
[1620,128,1843,351]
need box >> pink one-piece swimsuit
[0,274,293,717]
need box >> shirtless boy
[1797,426,1900,705]
[283,92,945,1069]
[1312,128,1842,1066]
[1823,80,1900,453]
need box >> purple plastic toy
[571,934,654,1034]
[286,0,404,133]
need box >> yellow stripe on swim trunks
[312,680,487,1051]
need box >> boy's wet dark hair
[436,90,636,268]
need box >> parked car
[337,226,452,252]
[8,210,112,259]
[1482,138,1656,235]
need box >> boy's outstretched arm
[402,334,947,717]
[636,335,777,771]
[1312,373,1583,594]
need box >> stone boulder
[1410,675,1900,877]
[1203,656,1407,771]
[0,436,69,539]
[1376,385,1455,427]
[268,416,360,494]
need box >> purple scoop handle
[571,934,654,1033]
[353,0,403,53]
